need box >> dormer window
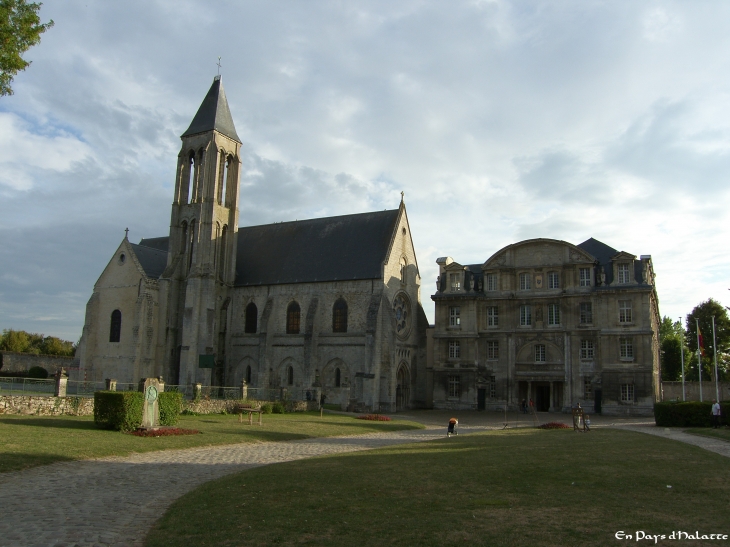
[449,273,461,292]
[617,263,630,284]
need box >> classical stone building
[76,76,428,412]
[429,238,660,416]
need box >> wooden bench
[232,404,263,425]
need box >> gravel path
[0,429,444,547]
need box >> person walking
[711,399,721,429]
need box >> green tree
[0,328,30,352]
[0,329,75,356]
[659,316,688,381]
[686,299,730,382]
[0,0,53,96]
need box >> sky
[0,0,729,342]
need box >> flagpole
[697,319,703,402]
[712,316,720,402]
[680,317,685,402]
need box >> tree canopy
[0,329,75,356]
[685,299,730,381]
[0,0,53,96]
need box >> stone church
[76,76,428,412]
[428,238,660,416]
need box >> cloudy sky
[1,1,729,341]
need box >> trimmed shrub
[27,366,49,379]
[260,403,273,414]
[357,414,391,421]
[94,391,143,432]
[654,401,729,427]
[272,402,286,414]
[159,392,183,426]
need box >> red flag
[698,325,706,357]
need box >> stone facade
[428,238,660,416]
[0,352,79,379]
[662,381,730,402]
[76,77,427,413]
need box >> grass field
[684,426,730,443]
[0,412,423,473]
[145,428,730,547]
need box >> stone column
[193,382,202,401]
[240,379,248,400]
[157,377,165,393]
[549,381,554,412]
[105,378,117,391]
[54,368,68,397]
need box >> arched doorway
[396,363,410,411]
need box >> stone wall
[0,395,93,416]
[662,381,730,402]
[182,398,318,414]
[0,351,79,379]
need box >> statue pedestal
[139,378,162,429]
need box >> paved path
[613,424,730,458]
[0,429,444,547]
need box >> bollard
[240,379,248,400]
[54,368,68,397]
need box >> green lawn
[684,426,730,442]
[0,412,423,473]
[146,428,730,547]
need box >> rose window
[393,293,411,338]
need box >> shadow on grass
[0,416,98,430]
[0,452,75,473]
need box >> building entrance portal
[396,364,410,411]
[535,384,550,412]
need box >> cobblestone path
[0,429,444,547]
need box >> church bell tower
[165,76,241,385]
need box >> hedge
[94,391,182,431]
[159,392,182,426]
[654,401,729,427]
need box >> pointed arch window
[286,302,300,334]
[245,302,258,334]
[180,221,188,255]
[245,365,252,384]
[332,298,348,333]
[109,310,122,343]
[219,153,231,206]
[188,219,196,273]
[287,365,294,386]
[400,257,407,284]
[335,367,341,388]
[186,151,196,204]
[218,225,228,280]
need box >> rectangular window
[485,273,497,291]
[584,379,593,399]
[547,272,559,289]
[520,305,532,326]
[535,344,546,362]
[580,339,594,360]
[579,302,593,324]
[450,273,461,292]
[487,341,499,360]
[620,383,634,402]
[448,340,461,359]
[548,304,560,326]
[620,337,633,360]
[487,306,499,327]
[579,267,591,287]
[619,300,632,323]
[489,375,496,398]
[448,375,460,397]
[618,263,630,284]
[519,273,531,290]
[449,306,461,327]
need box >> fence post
[105,378,117,391]
[240,379,248,400]
[158,376,165,393]
[193,382,202,401]
[54,368,68,397]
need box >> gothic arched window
[218,225,228,280]
[400,257,407,284]
[335,367,341,388]
[286,302,300,334]
[109,310,122,343]
[245,302,257,334]
[187,151,195,204]
[332,298,348,333]
[287,365,294,386]
[245,365,252,384]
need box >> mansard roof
[129,243,167,279]
[136,208,401,286]
[181,76,241,143]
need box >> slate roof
[130,243,168,279]
[181,76,240,143]
[577,237,646,285]
[134,209,401,286]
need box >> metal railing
[0,377,55,396]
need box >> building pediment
[483,238,595,270]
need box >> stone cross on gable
[217,57,222,75]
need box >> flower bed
[357,414,391,421]
[128,427,200,437]
[537,422,570,429]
